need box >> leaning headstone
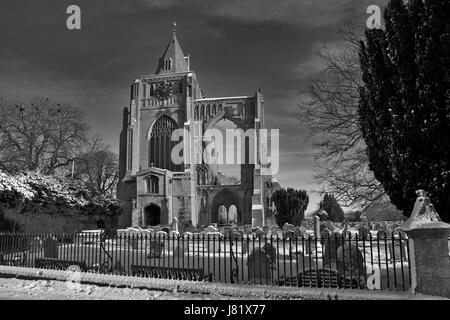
[43,237,58,259]
[247,243,276,284]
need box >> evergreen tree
[272,188,309,227]
[359,0,450,221]
[318,193,345,222]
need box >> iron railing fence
[0,231,412,291]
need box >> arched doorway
[144,203,161,226]
[211,189,242,225]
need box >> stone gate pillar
[401,190,450,298]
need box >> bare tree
[73,137,119,197]
[298,21,387,211]
[0,97,89,174]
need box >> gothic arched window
[194,106,199,120]
[178,82,183,94]
[127,129,133,171]
[147,175,159,194]
[200,105,205,119]
[148,115,182,171]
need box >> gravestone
[169,230,180,237]
[358,226,370,239]
[377,228,388,238]
[43,237,58,259]
[155,230,168,238]
[321,230,338,267]
[282,223,295,238]
[204,225,219,233]
[293,227,303,238]
[230,230,243,241]
[388,239,408,262]
[172,217,179,233]
[147,238,164,258]
[336,243,365,286]
[320,221,333,233]
[313,216,320,238]
[255,227,266,239]
[206,232,224,253]
[394,228,407,239]
[126,228,140,249]
[29,237,43,252]
[183,232,194,238]
[222,226,233,238]
[247,243,276,284]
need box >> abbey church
[117,25,279,230]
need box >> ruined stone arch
[211,189,242,224]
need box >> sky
[0,0,388,213]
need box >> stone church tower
[118,25,274,229]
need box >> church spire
[155,22,189,75]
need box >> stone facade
[117,27,275,229]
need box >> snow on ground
[0,277,231,300]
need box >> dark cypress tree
[318,193,345,222]
[359,0,450,221]
[272,188,309,227]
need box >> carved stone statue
[401,190,444,231]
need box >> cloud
[138,0,384,29]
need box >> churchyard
[0,218,415,293]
